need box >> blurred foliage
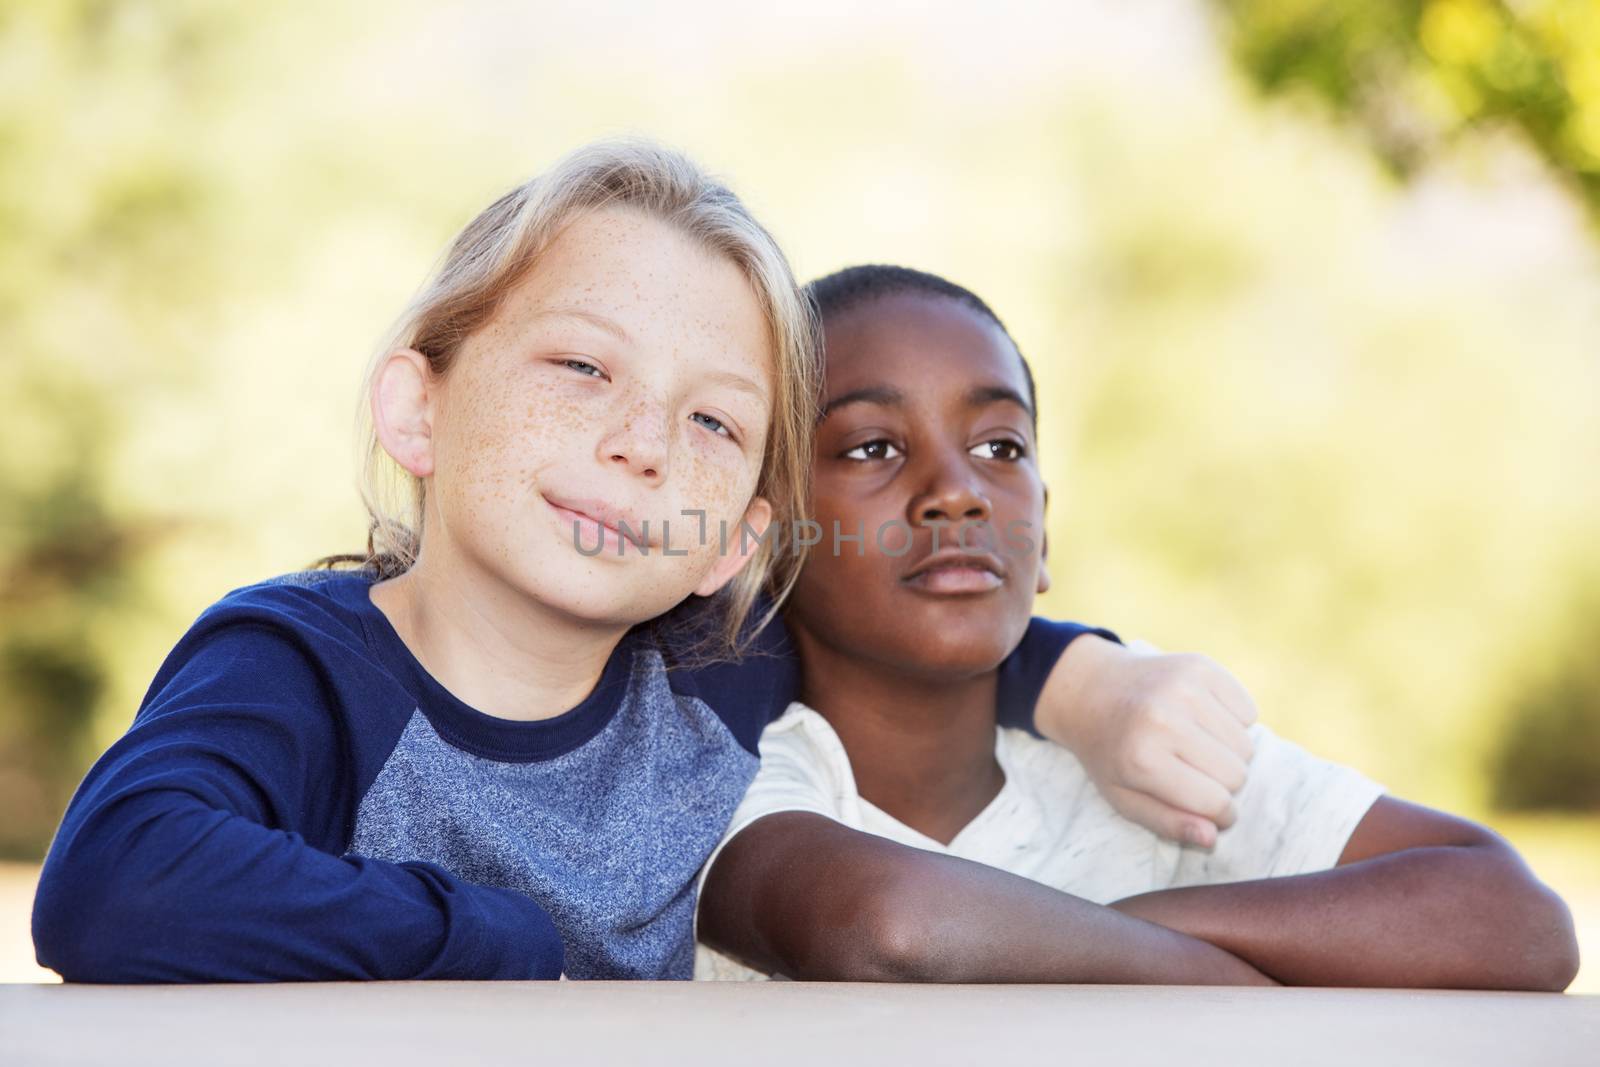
[1215,0,1600,221]
[1214,0,1600,810]
[1,0,1597,862]
[0,375,153,856]
[1490,580,1600,811]
[0,0,231,855]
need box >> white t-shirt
[694,701,1385,981]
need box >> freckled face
[425,206,774,626]
[786,293,1046,680]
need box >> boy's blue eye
[843,439,902,461]
[563,359,605,378]
[691,412,732,438]
[970,439,1025,460]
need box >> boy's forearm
[858,856,1278,986]
[34,790,566,982]
[701,812,1275,986]
[1108,844,1580,991]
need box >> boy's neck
[370,552,630,723]
[790,626,1004,846]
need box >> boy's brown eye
[843,439,902,461]
[970,439,1025,461]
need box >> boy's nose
[599,409,671,483]
[908,456,992,527]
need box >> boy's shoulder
[754,702,862,789]
[199,568,377,643]
[146,568,388,704]
[135,568,415,747]
[641,596,800,756]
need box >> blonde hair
[320,140,821,660]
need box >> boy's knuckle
[1140,701,1172,732]
[1126,741,1162,779]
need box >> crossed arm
[699,810,1273,985]
[697,798,1579,990]
[1110,796,1579,989]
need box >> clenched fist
[1034,635,1259,847]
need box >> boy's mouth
[542,493,659,552]
[901,548,1006,595]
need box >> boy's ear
[372,349,437,478]
[695,496,773,598]
[1036,528,1052,595]
[1036,483,1051,595]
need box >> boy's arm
[683,604,1259,848]
[1002,622,1258,847]
[1108,797,1580,991]
[35,789,566,982]
[31,622,565,983]
[699,811,1274,985]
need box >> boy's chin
[894,601,1029,654]
[884,633,1016,682]
[514,570,692,631]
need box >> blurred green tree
[1489,579,1600,812]
[1214,0,1600,221]
[3,0,1597,860]
[0,0,230,856]
[1214,0,1600,811]
[0,382,146,856]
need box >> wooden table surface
[3,981,1596,1066]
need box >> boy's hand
[1035,636,1258,847]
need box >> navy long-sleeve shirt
[32,569,1113,982]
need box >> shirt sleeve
[31,610,565,983]
[995,617,1122,735]
[664,593,1119,752]
[655,596,802,755]
[694,709,854,898]
[691,708,857,981]
[1169,724,1387,887]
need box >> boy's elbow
[1538,938,1582,994]
[33,839,170,983]
[34,926,119,984]
[1476,845,1582,993]
[32,864,123,982]
[796,881,958,983]
[859,907,962,982]
[1517,886,1580,993]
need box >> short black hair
[803,264,1038,427]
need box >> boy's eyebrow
[820,386,904,421]
[702,369,769,405]
[535,305,632,343]
[967,384,1034,418]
